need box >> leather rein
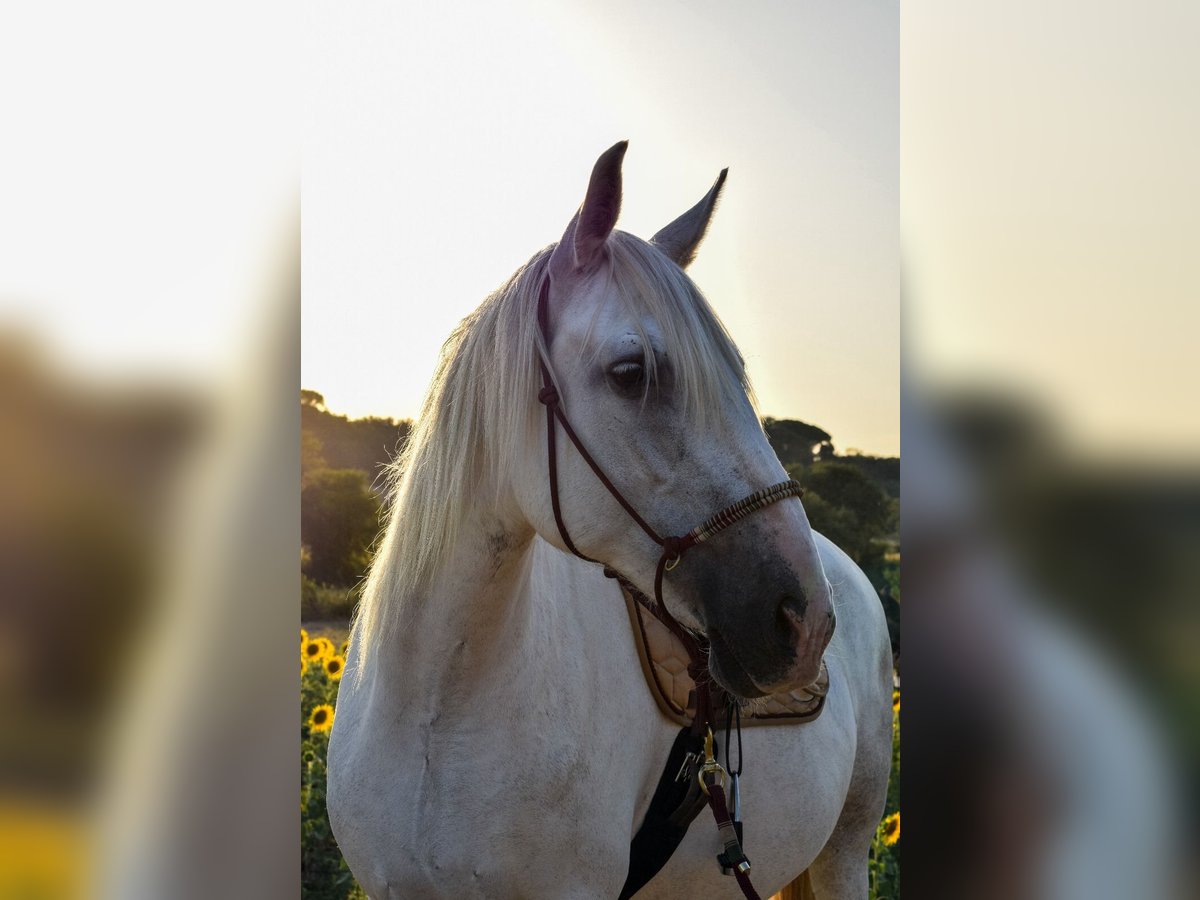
[535,275,804,899]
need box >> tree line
[301,392,899,642]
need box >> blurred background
[1,0,1197,898]
[904,1,1198,897]
[0,0,298,897]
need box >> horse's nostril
[775,602,792,637]
[776,593,808,636]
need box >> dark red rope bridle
[535,274,803,898]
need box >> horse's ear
[650,168,728,269]
[550,141,628,279]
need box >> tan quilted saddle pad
[621,585,829,728]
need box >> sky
[904,0,1200,459]
[5,1,1193,463]
[303,0,900,456]
[0,1,297,386]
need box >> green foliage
[796,461,895,582]
[301,646,363,899]
[869,701,901,899]
[301,468,381,587]
[804,462,894,534]
[835,454,900,500]
[302,575,360,621]
[302,431,328,486]
[302,753,358,899]
[301,395,410,482]
[299,391,405,597]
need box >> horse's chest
[331,711,631,898]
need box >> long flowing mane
[353,232,755,673]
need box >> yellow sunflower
[300,627,309,646]
[325,655,345,681]
[309,703,335,733]
[892,690,900,714]
[302,637,333,665]
[881,811,900,846]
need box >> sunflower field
[868,688,901,899]
[301,625,900,899]
[301,629,364,900]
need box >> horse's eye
[608,360,645,392]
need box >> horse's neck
[368,509,627,729]
[344,506,678,894]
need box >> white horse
[328,143,893,899]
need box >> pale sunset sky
[7,2,1193,462]
[303,0,900,456]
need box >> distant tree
[301,389,326,409]
[806,462,893,531]
[301,402,410,489]
[300,468,381,587]
[835,454,900,500]
[764,418,834,468]
[799,461,894,577]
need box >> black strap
[618,726,711,899]
[536,277,664,553]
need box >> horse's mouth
[706,627,772,700]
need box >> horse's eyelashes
[608,360,646,392]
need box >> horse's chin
[708,627,825,700]
[706,629,772,700]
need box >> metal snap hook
[698,727,728,795]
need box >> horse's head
[515,142,835,699]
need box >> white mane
[353,232,754,673]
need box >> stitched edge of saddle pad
[621,585,829,728]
